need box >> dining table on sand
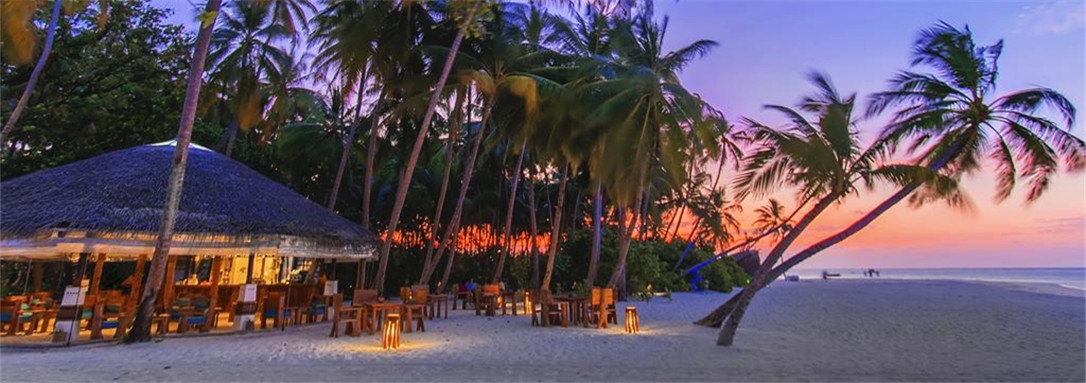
[427,294,449,320]
[359,301,402,335]
[554,296,587,327]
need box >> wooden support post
[161,255,177,310]
[209,257,222,329]
[246,253,255,284]
[355,261,364,291]
[32,262,43,292]
[128,254,147,313]
[89,253,106,296]
[73,253,89,285]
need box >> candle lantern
[624,306,640,334]
[382,313,401,350]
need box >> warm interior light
[625,306,639,334]
[383,313,401,350]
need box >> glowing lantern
[624,306,639,334]
[382,313,401,350]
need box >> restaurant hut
[0,140,378,341]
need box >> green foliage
[559,226,748,295]
[1,0,190,180]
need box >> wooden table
[551,301,570,327]
[360,302,402,335]
[427,295,449,319]
[476,294,498,317]
[29,308,58,334]
[555,296,588,327]
[153,313,171,335]
[500,291,518,316]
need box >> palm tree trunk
[528,167,540,288]
[714,192,839,346]
[126,0,222,343]
[585,181,603,288]
[765,136,970,282]
[419,90,465,284]
[607,193,642,288]
[360,94,385,229]
[438,228,460,291]
[371,3,477,292]
[0,0,63,147]
[491,138,528,284]
[540,162,568,290]
[327,79,370,210]
[420,106,491,284]
[224,121,241,157]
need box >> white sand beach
[1,279,1083,382]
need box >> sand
[1,279,1083,382]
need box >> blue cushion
[0,313,9,322]
[101,320,120,329]
[185,317,207,325]
[263,309,290,318]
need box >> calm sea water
[790,268,1086,291]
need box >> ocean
[789,268,1086,291]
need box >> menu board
[60,286,85,306]
[241,284,257,302]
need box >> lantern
[382,313,401,350]
[624,306,639,334]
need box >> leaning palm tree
[127,0,223,343]
[738,23,1084,322]
[711,71,963,346]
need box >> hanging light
[624,306,639,334]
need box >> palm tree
[711,72,962,346]
[1,0,63,147]
[761,23,1084,304]
[265,0,315,45]
[127,0,223,343]
[753,199,792,242]
[576,5,719,291]
[207,0,290,157]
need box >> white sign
[324,280,338,296]
[60,286,85,306]
[241,284,257,302]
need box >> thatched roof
[0,140,378,260]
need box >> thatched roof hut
[0,141,378,260]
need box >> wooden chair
[530,290,562,327]
[90,301,129,339]
[0,298,32,335]
[404,289,427,333]
[475,284,500,316]
[260,295,291,330]
[328,294,361,337]
[602,288,618,326]
[455,284,472,310]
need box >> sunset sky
[155,0,1085,269]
